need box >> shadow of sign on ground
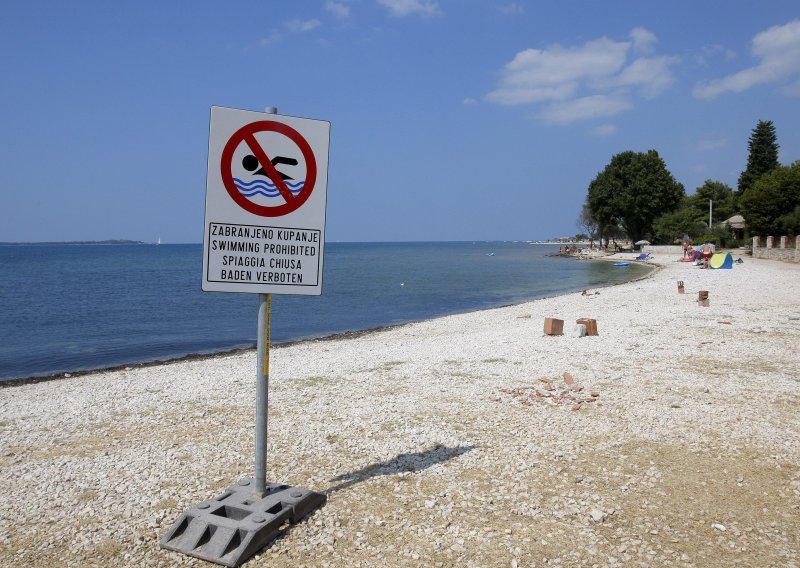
[326,444,475,494]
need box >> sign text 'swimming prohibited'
[202,106,330,295]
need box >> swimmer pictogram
[242,154,298,180]
[220,121,317,217]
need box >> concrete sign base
[160,478,326,567]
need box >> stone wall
[752,236,800,263]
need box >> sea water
[0,242,649,381]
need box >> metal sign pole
[254,106,277,497]
[254,293,270,497]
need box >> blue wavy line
[234,178,304,199]
[234,178,305,190]
[236,181,305,190]
[235,182,304,199]
[241,189,304,196]
[242,190,281,198]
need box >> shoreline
[3,254,798,566]
[0,258,657,387]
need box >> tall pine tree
[737,120,779,196]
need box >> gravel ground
[1,254,799,567]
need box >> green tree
[737,120,779,196]
[586,178,620,248]
[587,150,685,244]
[576,203,599,248]
[740,161,800,235]
[776,205,800,235]
[651,202,707,244]
[688,180,736,226]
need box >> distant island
[0,240,146,246]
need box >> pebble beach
[2,253,799,567]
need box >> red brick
[544,318,564,335]
[576,318,598,336]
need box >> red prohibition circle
[220,120,317,217]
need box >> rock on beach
[1,253,799,567]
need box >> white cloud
[693,19,800,99]
[487,82,577,105]
[697,138,728,151]
[325,1,351,18]
[285,19,321,32]
[486,28,676,124]
[259,31,283,46]
[499,3,525,15]
[630,27,657,54]
[779,78,800,97]
[612,56,679,98]
[695,44,737,66]
[539,94,632,124]
[259,18,321,46]
[462,97,479,105]
[590,124,618,137]
[487,38,630,105]
[377,0,441,17]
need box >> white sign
[202,106,330,295]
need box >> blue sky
[1,1,799,243]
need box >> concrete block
[543,318,564,335]
[160,479,326,567]
[576,318,598,336]
[570,324,587,337]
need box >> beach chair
[635,253,651,261]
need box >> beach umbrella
[634,240,650,245]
